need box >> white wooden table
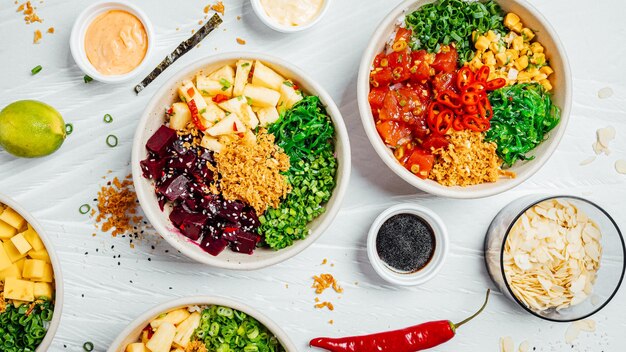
[1,0,625,350]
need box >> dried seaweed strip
[134,14,223,94]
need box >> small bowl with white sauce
[367,203,449,286]
[70,0,154,83]
[250,0,331,33]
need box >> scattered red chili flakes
[94,175,143,237]
[236,37,246,45]
[312,273,343,294]
[211,1,225,15]
[33,29,42,44]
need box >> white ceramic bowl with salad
[357,0,571,199]
[0,193,63,352]
[131,52,350,270]
[107,295,298,352]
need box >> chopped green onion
[65,123,74,135]
[241,62,250,67]
[283,80,294,87]
[219,78,231,90]
[0,300,54,351]
[83,75,93,83]
[106,134,118,147]
[245,96,253,105]
[79,204,91,214]
[83,342,94,351]
[103,114,113,123]
[31,65,42,75]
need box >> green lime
[0,100,66,158]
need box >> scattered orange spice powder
[312,273,343,294]
[94,175,143,237]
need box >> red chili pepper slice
[187,99,206,131]
[430,109,453,135]
[482,96,493,120]
[463,115,490,132]
[464,104,479,114]
[427,102,444,126]
[465,81,487,96]
[461,91,481,106]
[212,94,229,103]
[436,90,461,109]
[452,117,464,131]
[456,66,474,90]
[475,65,490,83]
[485,77,506,90]
[187,87,195,97]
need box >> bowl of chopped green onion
[0,193,64,352]
[107,295,297,352]
[358,0,572,198]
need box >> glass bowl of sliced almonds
[485,195,625,322]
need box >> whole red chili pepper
[187,99,206,131]
[310,290,490,352]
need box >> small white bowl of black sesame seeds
[367,203,449,286]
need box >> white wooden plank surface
[1,0,625,351]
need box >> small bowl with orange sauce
[70,1,154,84]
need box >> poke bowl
[357,0,571,198]
[131,52,351,270]
[107,295,297,352]
[0,193,63,351]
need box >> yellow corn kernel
[483,51,496,66]
[517,71,533,82]
[489,42,505,54]
[470,56,483,70]
[512,36,524,51]
[514,56,529,70]
[495,52,508,66]
[475,36,490,52]
[540,79,553,91]
[511,22,523,33]
[533,73,548,81]
[486,30,498,42]
[506,49,519,61]
[540,66,554,76]
[530,42,544,53]
[531,53,546,66]
[521,28,535,41]
[504,13,521,29]
[527,67,540,77]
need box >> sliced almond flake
[500,336,514,352]
[575,319,596,332]
[615,159,626,175]
[518,340,530,352]
[565,323,581,343]
[597,87,613,99]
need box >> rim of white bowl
[69,0,154,84]
[107,295,298,352]
[249,0,332,33]
[0,193,64,352]
[367,203,448,286]
[131,51,351,270]
[357,0,572,199]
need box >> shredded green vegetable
[0,300,54,351]
[260,96,337,250]
[192,306,285,352]
[486,83,560,167]
[405,0,507,63]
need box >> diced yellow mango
[531,53,546,66]
[28,248,50,263]
[483,51,496,66]
[506,49,519,61]
[4,277,35,302]
[533,73,548,81]
[511,22,523,33]
[530,42,544,53]
[495,52,508,66]
[34,282,53,300]
[512,36,524,51]
[0,244,12,271]
[489,42,504,54]
[3,241,27,263]
[504,13,521,29]
[0,220,17,240]
[517,71,533,82]
[126,343,147,352]
[0,208,25,230]
[469,56,483,70]
[521,28,535,41]
[515,56,529,71]
[150,308,191,328]
[23,259,46,279]
[540,66,554,76]
[0,262,22,279]
[540,79,553,91]
[10,233,32,255]
[38,263,54,283]
[474,36,490,52]
[486,30,498,42]
[22,225,45,251]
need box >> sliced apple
[145,322,176,352]
[200,135,224,153]
[196,75,225,97]
[178,80,207,111]
[239,104,259,129]
[257,107,280,126]
[206,114,246,136]
[201,100,226,125]
[278,80,303,111]
[218,96,246,115]
[208,65,235,97]
[173,312,201,348]
[234,60,253,96]
[169,102,191,131]
[252,60,285,90]
[243,85,281,108]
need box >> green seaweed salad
[193,306,285,352]
[261,96,338,250]
[0,300,54,352]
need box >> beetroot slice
[146,125,177,156]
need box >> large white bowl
[107,295,298,352]
[132,52,351,270]
[0,193,64,351]
[357,0,572,199]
